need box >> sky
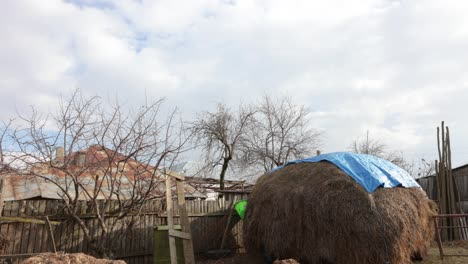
[1,0,468,170]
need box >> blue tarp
[273,152,421,193]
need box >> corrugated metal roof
[0,145,206,201]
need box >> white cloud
[2,0,468,169]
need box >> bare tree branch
[349,130,434,178]
[190,103,255,195]
[6,89,188,257]
[239,96,321,173]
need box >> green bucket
[234,200,247,220]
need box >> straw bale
[244,162,437,264]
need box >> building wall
[416,165,468,212]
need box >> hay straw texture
[21,253,126,264]
[243,162,437,264]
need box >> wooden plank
[165,176,177,264]
[80,218,88,254]
[176,179,195,264]
[116,217,125,257]
[0,216,61,225]
[168,229,191,240]
[26,202,37,254]
[434,217,444,260]
[0,215,9,250]
[66,219,74,252]
[40,201,50,253]
[0,252,55,258]
[76,218,83,253]
[88,216,97,253]
[159,212,226,217]
[220,206,235,250]
[59,219,68,252]
[146,213,151,255]
[166,171,184,181]
[5,202,16,254]
[33,201,44,253]
[10,201,20,217]
[55,218,64,252]
[0,179,4,216]
[20,202,31,255]
[2,201,12,217]
[136,215,142,257]
[118,215,125,254]
[45,216,57,253]
[149,205,155,253]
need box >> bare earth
[196,246,468,264]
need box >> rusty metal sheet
[0,145,206,201]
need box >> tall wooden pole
[177,179,195,264]
[165,175,177,264]
[0,179,4,216]
[436,121,466,241]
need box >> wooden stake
[165,175,177,264]
[45,216,57,253]
[220,202,235,250]
[434,217,444,260]
[0,179,4,216]
[176,179,195,264]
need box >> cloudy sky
[1,0,468,169]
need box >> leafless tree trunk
[190,103,255,196]
[7,89,189,257]
[240,96,321,172]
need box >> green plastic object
[234,200,247,220]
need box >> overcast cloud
[1,0,468,169]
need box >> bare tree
[416,158,435,178]
[190,103,255,195]
[350,130,386,157]
[8,89,188,257]
[240,96,321,172]
[350,130,405,165]
[349,131,434,178]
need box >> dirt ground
[196,254,299,264]
[21,253,126,264]
[196,245,468,264]
[420,246,468,264]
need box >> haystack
[244,162,437,264]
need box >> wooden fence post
[165,175,177,264]
[0,179,4,216]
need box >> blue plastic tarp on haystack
[273,152,421,193]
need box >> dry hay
[21,252,126,264]
[244,162,438,264]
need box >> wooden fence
[0,193,249,264]
[417,174,468,213]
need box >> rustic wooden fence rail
[0,194,248,264]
